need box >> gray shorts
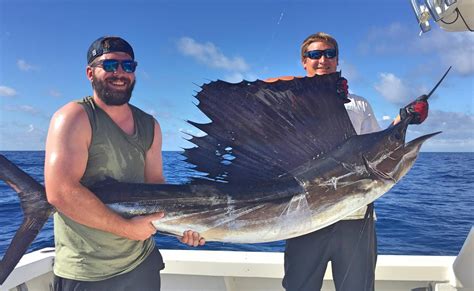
[283,206,377,291]
[53,247,164,291]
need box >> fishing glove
[400,95,429,124]
[336,77,351,103]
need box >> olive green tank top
[53,96,157,281]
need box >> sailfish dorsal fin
[183,73,357,184]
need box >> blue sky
[0,0,473,152]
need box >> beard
[92,75,136,106]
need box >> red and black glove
[336,77,351,103]
[400,95,429,124]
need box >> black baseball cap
[87,36,135,64]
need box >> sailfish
[0,69,449,285]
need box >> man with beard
[45,36,205,291]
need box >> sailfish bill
[0,71,446,285]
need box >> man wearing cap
[45,36,205,291]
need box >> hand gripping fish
[0,69,450,284]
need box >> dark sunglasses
[91,59,138,73]
[304,49,337,60]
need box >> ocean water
[0,151,472,257]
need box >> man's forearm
[48,184,131,237]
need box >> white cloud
[414,110,474,138]
[406,110,474,152]
[416,30,474,76]
[359,23,474,76]
[338,60,360,82]
[49,89,62,98]
[359,22,412,55]
[0,86,17,97]
[20,105,38,114]
[0,121,47,150]
[140,71,151,80]
[382,115,391,121]
[222,72,258,83]
[374,72,426,105]
[146,109,157,117]
[223,72,245,83]
[17,59,37,72]
[177,37,250,72]
[4,104,40,115]
[376,110,474,151]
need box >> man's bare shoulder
[46,101,92,155]
[48,101,91,137]
[52,101,88,122]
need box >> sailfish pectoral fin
[362,155,396,182]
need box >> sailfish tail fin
[0,154,53,285]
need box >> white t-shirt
[345,94,381,135]
[343,93,381,220]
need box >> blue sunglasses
[92,59,138,73]
[304,49,337,60]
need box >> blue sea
[0,151,473,257]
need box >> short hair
[300,32,339,62]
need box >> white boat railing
[0,248,462,291]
